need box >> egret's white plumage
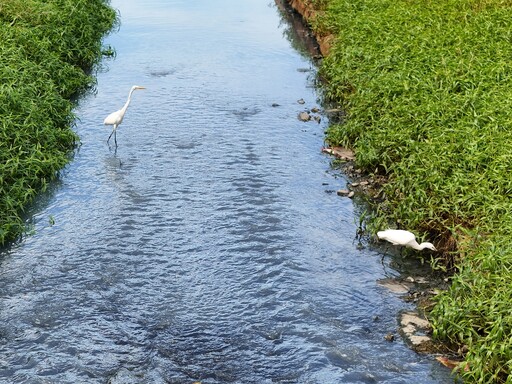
[104,85,146,147]
[377,229,436,251]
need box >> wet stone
[377,278,411,294]
[321,146,356,161]
[298,111,311,121]
[399,311,435,352]
[384,333,395,342]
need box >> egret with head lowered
[104,85,146,147]
[377,229,436,251]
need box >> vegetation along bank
[0,0,116,245]
[288,0,512,382]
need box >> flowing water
[0,1,452,383]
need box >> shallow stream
[0,1,451,382]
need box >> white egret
[104,85,146,147]
[377,229,436,251]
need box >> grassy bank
[305,0,512,381]
[0,0,117,244]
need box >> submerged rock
[384,333,395,342]
[377,278,411,294]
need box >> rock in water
[298,111,311,121]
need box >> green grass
[310,0,512,381]
[0,0,117,244]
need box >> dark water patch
[148,69,176,78]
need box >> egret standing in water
[104,85,146,147]
[377,229,437,251]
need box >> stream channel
[0,1,453,383]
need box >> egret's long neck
[410,241,424,250]
[121,88,136,113]
[417,242,431,250]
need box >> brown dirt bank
[282,0,334,56]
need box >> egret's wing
[378,229,416,245]
[377,230,401,245]
[397,230,416,243]
[104,109,122,125]
[399,231,420,247]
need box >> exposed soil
[284,0,335,56]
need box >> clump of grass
[431,224,512,382]
[0,0,117,244]
[312,0,512,381]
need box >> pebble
[384,333,395,342]
[298,112,311,121]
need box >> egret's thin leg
[114,130,118,147]
[107,124,117,146]
[107,130,114,144]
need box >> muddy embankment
[283,0,334,56]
